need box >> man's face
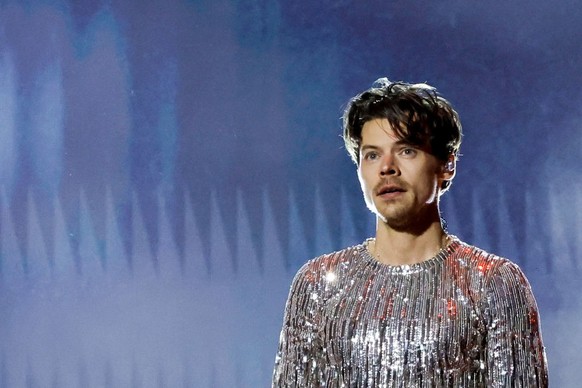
[357,118,452,229]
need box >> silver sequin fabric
[273,237,548,387]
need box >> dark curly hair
[343,78,463,190]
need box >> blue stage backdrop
[0,0,580,386]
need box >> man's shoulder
[293,243,364,282]
[452,238,524,278]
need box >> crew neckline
[358,235,461,273]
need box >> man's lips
[375,184,406,196]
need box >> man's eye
[401,148,417,157]
[364,152,378,160]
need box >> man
[272,78,548,387]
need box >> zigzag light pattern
[0,182,579,386]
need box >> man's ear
[440,156,456,182]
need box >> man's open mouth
[377,185,405,195]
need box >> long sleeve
[272,264,326,387]
[484,261,549,387]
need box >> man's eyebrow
[394,139,416,147]
[361,140,417,150]
[360,144,381,151]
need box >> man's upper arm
[272,262,325,387]
[484,261,548,387]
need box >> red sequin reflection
[447,299,457,317]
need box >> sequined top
[273,238,548,387]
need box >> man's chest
[318,273,487,382]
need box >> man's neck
[371,220,448,266]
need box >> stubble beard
[370,194,438,233]
[363,190,412,229]
[375,200,417,231]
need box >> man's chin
[378,216,413,230]
[376,207,440,234]
[374,209,412,229]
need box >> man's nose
[380,155,398,176]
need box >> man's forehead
[361,118,409,143]
[360,118,432,152]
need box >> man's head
[343,78,462,193]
